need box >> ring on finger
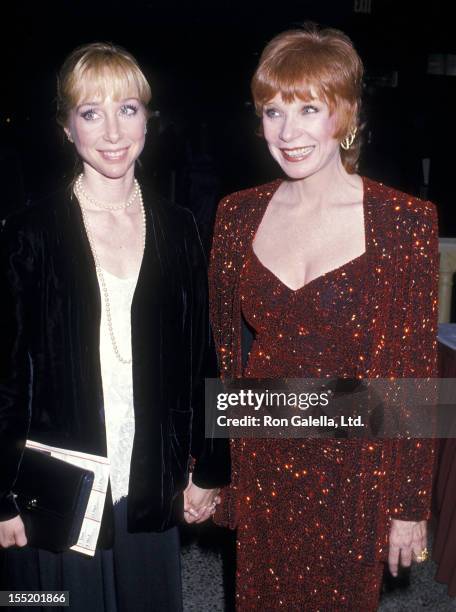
[415,547,429,562]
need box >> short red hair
[251,23,363,173]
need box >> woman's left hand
[183,474,221,524]
[388,519,427,576]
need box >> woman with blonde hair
[209,23,437,610]
[0,42,229,611]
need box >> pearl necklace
[75,178,146,365]
[76,173,139,210]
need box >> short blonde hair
[56,42,151,127]
[251,24,363,173]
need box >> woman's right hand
[0,515,27,548]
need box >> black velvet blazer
[0,183,230,545]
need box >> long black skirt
[0,499,183,612]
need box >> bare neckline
[250,177,368,293]
[250,243,367,294]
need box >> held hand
[0,515,27,548]
[388,519,427,577]
[183,474,221,524]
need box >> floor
[181,525,456,611]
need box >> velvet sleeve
[0,217,33,520]
[388,200,439,521]
[184,212,231,489]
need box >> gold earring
[340,127,357,151]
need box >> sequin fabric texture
[208,178,439,611]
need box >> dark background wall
[1,0,454,242]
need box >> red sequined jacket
[208,177,438,563]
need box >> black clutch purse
[13,447,94,552]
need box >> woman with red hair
[209,23,438,610]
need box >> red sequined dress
[208,178,438,611]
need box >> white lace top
[97,267,137,504]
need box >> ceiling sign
[354,0,372,14]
